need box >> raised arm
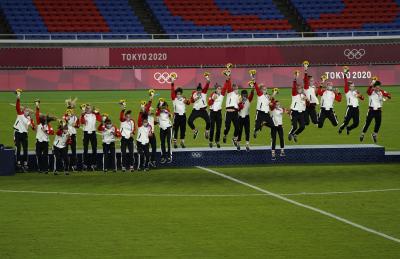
[137,113,143,127]
[47,124,54,135]
[190,91,196,103]
[223,79,232,94]
[119,109,125,122]
[94,111,102,122]
[97,123,104,132]
[335,92,342,102]
[171,83,176,100]
[269,99,277,110]
[145,100,152,113]
[344,74,349,93]
[208,94,215,106]
[221,81,228,96]
[202,81,210,94]
[16,98,23,115]
[304,72,309,90]
[254,82,263,96]
[292,80,297,96]
[30,118,36,130]
[35,107,40,124]
[367,85,374,96]
[381,89,392,99]
[248,89,254,102]
[317,86,324,96]
[56,128,63,136]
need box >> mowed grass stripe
[1,165,400,258]
[1,187,400,198]
[198,166,400,244]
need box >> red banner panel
[0,48,62,67]
[62,48,109,67]
[0,43,400,68]
[109,44,400,67]
[0,65,399,91]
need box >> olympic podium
[0,145,15,176]
[167,144,386,167]
[22,144,394,172]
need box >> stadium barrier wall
[1,65,400,91]
[1,44,400,68]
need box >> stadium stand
[0,0,147,39]
[94,0,147,36]
[292,0,400,36]
[0,0,48,37]
[146,0,294,37]
[0,0,400,38]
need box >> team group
[13,62,392,174]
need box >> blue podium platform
[385,151,400,163]
[11,144,398,173]
[0,148,15,176]
[168,144,387,166]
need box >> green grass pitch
[0,164,400,258]
[0,86,399,150]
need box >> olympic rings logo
[154,72,176,84]
[344,49,366,60]
[191,152,203,158]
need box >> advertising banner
[0,44,399,68]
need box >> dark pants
[305,103,318,125]
[318,108,338,128]
[137,142,150,169]
[53,146,68,172]
[36,140,49,172]
[121,137,134,169]
[254,110,274,132]
[102,142,116,171]
[209,110,222,142]
[362,109,382,134]
[83,131,97,167]
[224,110,239,137]
[149,135,156,162]
[238,115,250,142]
[188,109,210,130]
[289,110,306,135]
[339,106,360,132]
[14,131,28,166]
[173,114,186,140]
[67,134,77,168]
[160,127,172,158]
[271,125,284,150]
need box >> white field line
[1,187,400,198]
[197,166,400,244]
[283,188,400,196]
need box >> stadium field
[1,86,399,151]
[0,164,399,258]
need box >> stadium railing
[1,29,400,42]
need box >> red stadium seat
[33,0,110,33]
